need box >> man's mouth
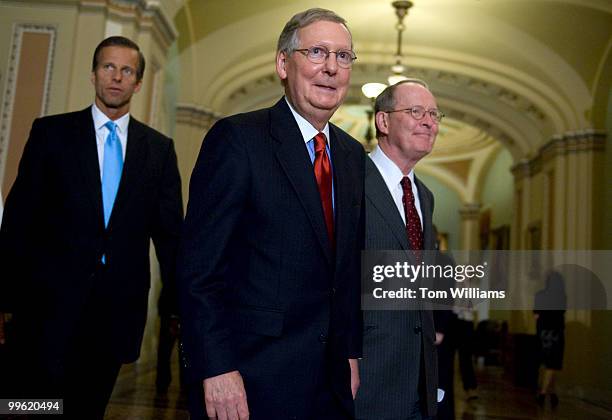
[315,84,336,91]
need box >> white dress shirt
[91,104,129,179]
[369,145,423,228]
[285,97,331,158]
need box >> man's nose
[323,53,338,74]
[421,112,435,128]
[111,69,123,81]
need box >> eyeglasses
[294,46,357,69]
[100,63,136,78]
[385,106,445,123]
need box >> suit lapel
[271,99,332,264]
[107,117,148,228]
[365,157,410,250]
[74,108,104,230]
[329,125,355,272]
[415,176,436,266]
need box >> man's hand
[435,332,444,345]
[349,358,360,399]
[203,370,249,420]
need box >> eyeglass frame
[384,106,445,123]
[293,46,357,69]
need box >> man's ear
[375,111,389,136]
[133,78,143,94]
[90,71,95,86]
[276,51,288,81]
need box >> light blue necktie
[102,121,123,227]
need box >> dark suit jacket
[178,98,365,419]
[355,157,438,419]
[0,107,183,371]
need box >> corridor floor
[105,320,611,419]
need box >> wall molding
[79,0,178,49]
[0,23,56,183]
[176,103,220,130]
[512,129,607,180]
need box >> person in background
[0,36,183,419]
[454,297,478,401]
[433,226,457,420]
[534,270,566,408]
[156,282,182,392]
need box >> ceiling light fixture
[388,0,414,85]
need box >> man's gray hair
[277,8,352,54]
[374,78,431,138]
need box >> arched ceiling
[171,0,611,193]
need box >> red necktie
[314,132,334,248]
[400,176,423,256]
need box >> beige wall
[0,0,178,194]
[2,30,53,195]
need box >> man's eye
[311,47,324,55]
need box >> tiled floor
[105,317,189,420]
[453,367,611,420]
[105,319,611,419]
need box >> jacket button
[318,333,328,344]
[414,326,422,334]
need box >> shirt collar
[369,145,415,191]
[91,103,130,134]
[284,97,330,146]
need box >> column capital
[79,0,178,50]
[176,103,221,131]
[459,203,481,220]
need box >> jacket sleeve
[151,138,184,318]
[348,144,365,358]
[177,118,250,381]
[0,118,48,313]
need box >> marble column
[459,202,482,250]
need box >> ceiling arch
[204,57,550,159]
[172,0,611,203]
[174,0,609,141]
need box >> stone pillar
[537,130,606,250]
[458,203,481,250]
[175,104,220,204]
[510,160,530,250]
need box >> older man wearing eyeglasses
[178,8,365,420]
[355,79,443,420]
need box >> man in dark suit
[178,8,364,420]
[355,80,442,419]
[0,36,183,418]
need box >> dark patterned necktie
[400,176,423,255]
[313,132,334,248]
